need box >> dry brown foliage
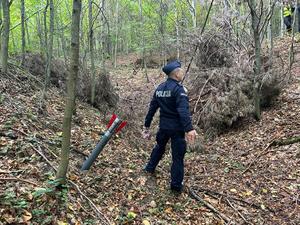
[186,30,287,137]
[16,53,118,110]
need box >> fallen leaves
[21,210,32,222]
[142,219,151,225]
[1,43,300,225]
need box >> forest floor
[0,40,299,225]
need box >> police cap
[162,60,181,75]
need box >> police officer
[142,60,197,194]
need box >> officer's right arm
[175,86,193,132]
[144,92,159,128]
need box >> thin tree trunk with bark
[192,0,197,28]
[46,0,54,89]
[113,0,119,68]
[288,1,298,80]
[138,0,149,82]
[268,0,273,67]
[248,0,261,120]
[21,0,25,64]
[280,2,284,36]
[1,0,10,73]
[40,0,54,108]
[43,1,49,57]
[56,0,82,184]
[57,9,68,63]
[175,2,180,60]
[0,2,2,54]
[159,0,165,66]
[36,11,44,53]
[25,21,31,48]
[89,0,96,105]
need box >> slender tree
[57,9,68,63]
[113,0,119,68]
[40,0,54,108]
[56,0,82,184]
[89,0,96,105]
[268,0,274,67]
[247,0,262,120]
[46,0,54,89]
[138,0,149,82]
[36,11,44,53]
[1,0,10,73]
[21,0,25,64]
[247,0,275,120]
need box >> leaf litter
[0,41,299,224]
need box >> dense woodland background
[0,0,300,224]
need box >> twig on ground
[69,180,110,225]
[72,148,89,157]
[30,143,110,224]
[242,140,275,174]
[263,175,294,197]
[288,193,299,218]
[0,170,25,174]
[0,177,38,186]
[226,199,251,225]
[31,144,57,170]
[194,187,261,210]
[189,187,233,224]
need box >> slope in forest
[0,41,299,225]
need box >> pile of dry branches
[186,30,287,137]
[17,53,118,110]
[77,69,119,110]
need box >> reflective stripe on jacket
[283,6,292,17]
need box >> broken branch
[189,187,233,224]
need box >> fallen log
[271,136,300,146]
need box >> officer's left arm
[175,86,193,132]
[144,93,159,128]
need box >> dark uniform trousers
[145,129,186,191]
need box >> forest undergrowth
[0,40,299,225]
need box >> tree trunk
[192,0,197,28]
[159,0,165,66]
[47,0,54,88]
[248,0,261,120]
[138,0,149,83]
[89,0,96,105]
[268,0,273,67]
[298,1,300,33]
[36,11,44,53]
[288,1,298,80]
[1,0,10,73]
[10,30,16,52]
[57,9,68,63]
[56,0,82,184]
[40,0,54,108]
[113,0,119,68]
[175,2,180,60]
[43,1,49,57]
[280,3,284,36]
[21,0,26,64]
[0,2,2,54]
[25,20,31,48]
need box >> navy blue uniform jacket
[144,78,193,132]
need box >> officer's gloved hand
[142,127,151,140]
